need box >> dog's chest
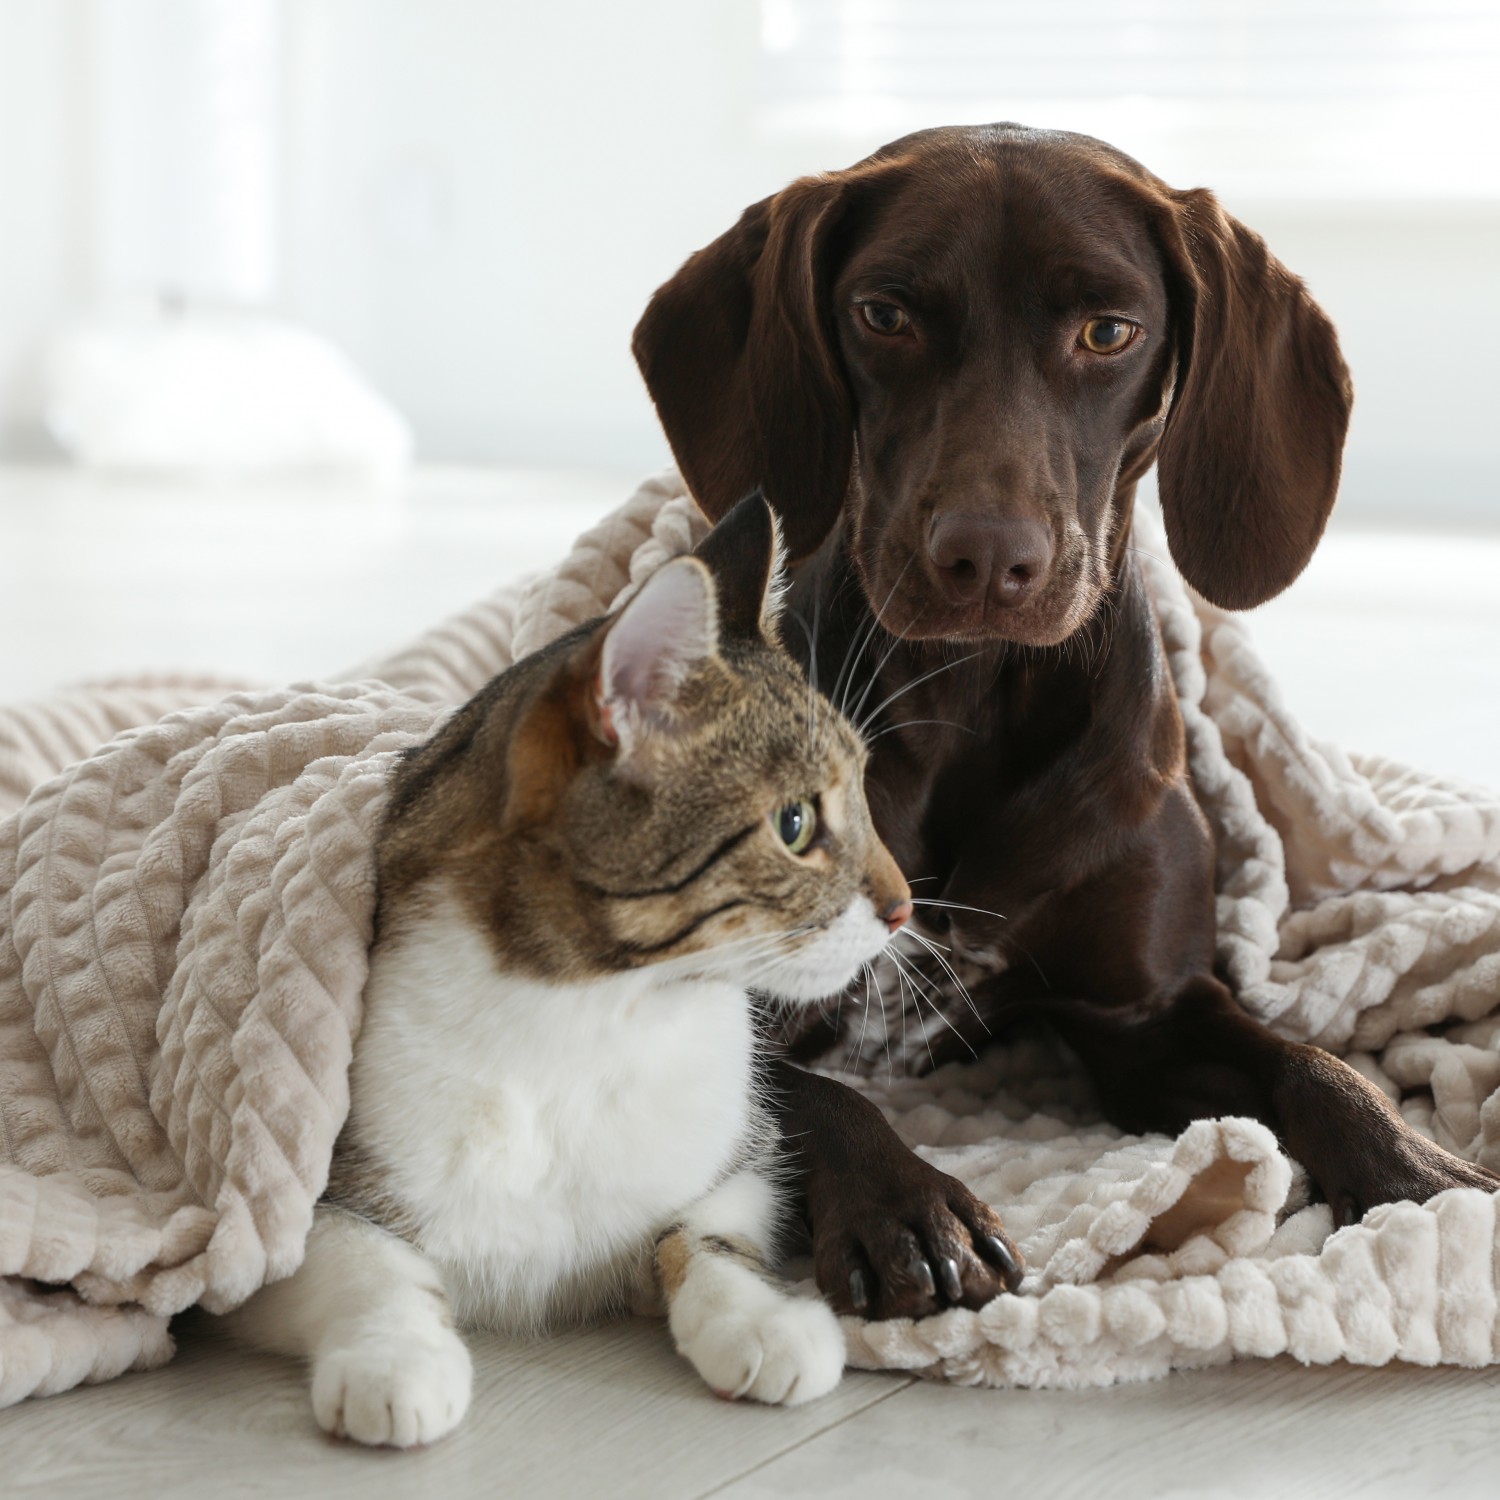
[846,920,1009,1072]
[348,897,754,1324]
[923,921,1010,983]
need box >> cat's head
[381,493,910,1000]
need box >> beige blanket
[4,470,1500,1405]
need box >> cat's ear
[592,556,719,753]
[692,490,788,643]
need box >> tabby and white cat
[221,495,911,1447]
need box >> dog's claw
[848,1268,870,1313]
[807,1119,1022,1319]
[978,1233,1023,1289]
[935,1257,963,1304]
[911,1256,936,1299]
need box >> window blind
[759,0,1500,197]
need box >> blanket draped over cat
[4,469,1500,1405]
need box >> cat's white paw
[676,1289,845,1406]
[311,1329,473,1448]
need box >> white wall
[1247,202,1500,520]
[2,0,1497,519]
[0,0,85,455]
[276,0,770,474]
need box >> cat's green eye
[774,799,818,856]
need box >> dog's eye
[773,799,818,856]
[857,301,910,337]
[1079,317,1138,355]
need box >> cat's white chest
[348,894,756,1329]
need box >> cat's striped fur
[220,496,911,1446]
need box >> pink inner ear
[592,670,620,747]
[597,559,719,745]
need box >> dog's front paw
[811,1156,1023,1320]
[674,1283,845,1406]
[312,1329,473,1448]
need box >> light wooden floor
[6,1313,1500,1500]
[3,464,1500,1499]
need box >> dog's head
[633,124,1352,644]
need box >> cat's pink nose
[884,898,913,934]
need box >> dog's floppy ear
[1153,189,1353,610]
[632,177,857,561]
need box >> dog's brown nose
[928,514,1053,608]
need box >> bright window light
[758,0,1500,198]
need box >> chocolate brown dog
[633,123,1497,1320]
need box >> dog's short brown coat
[634,123,1497,1319]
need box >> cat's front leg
[217,1205,472,1448]
[658,1169,845,1407]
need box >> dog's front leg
[767,1058,1024,1319]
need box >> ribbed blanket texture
[4,470,1500,1405]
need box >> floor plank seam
[692,1376,919,1500]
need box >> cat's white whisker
[887,947,977,1064]
[847,593,928,731]
[892,951,940,1074]
[854,652,983,739]
[665,936,783,979]
[867,953,894,1084]
[807,590,824,745]
[865,718,979,744]
[850,961,875,1069]
[834,554,915,716]
[845,623,896,728]
[881,948,918,1072]
[902,930,990,1036]
[710,937,810,986]
[654,925,824,995]
[910,898,1009,923]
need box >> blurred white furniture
[43,305,412,474]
